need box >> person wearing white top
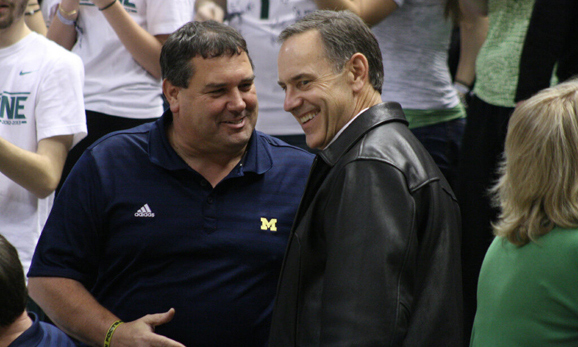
[0,0,87,277]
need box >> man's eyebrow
[204,82,227,90]
[204,75,256,90]
[241,75,256,83]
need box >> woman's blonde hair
[492,79,578,246]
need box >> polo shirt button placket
[203,193,217,232]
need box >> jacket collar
[319,102,407,166]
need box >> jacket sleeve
[319,159,417,346]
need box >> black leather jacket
[269,103,463,346]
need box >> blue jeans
[410,118,465,189]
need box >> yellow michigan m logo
[260,218,278,232]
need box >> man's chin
[305,137,323,150]
[227,130,253,147]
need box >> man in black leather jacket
[271,10,463,346]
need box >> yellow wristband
[103,320,123,347]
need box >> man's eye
[240,83,253,91]
[209,89,225,95]
[297,80,310,88]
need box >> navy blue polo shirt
[29,111,314,347]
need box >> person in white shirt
[0,0,86,278]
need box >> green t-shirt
[471,228,578,346]
[473,0,536,108]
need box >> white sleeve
[146,0,194,36]
[41,0,60,27]
[36,51,87,147]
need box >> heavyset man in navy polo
[27,21,314,347]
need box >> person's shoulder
[541,227,578,255]
[29,34,84,75]
[89,121,156,153]
[354,119,447,190]
[30,33,81,63]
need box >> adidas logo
[134,204,155,217]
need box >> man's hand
[195,1,225,22]
[111,309,186,347]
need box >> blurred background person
[0,0,86,318]
[0,233,76,346]
[41,0,193,191]
[456,0,536,340]
[471,80,578,346]
[371,0,467,188]
[515,0,578,104]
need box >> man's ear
[162,79,180,113]
[347,53,370,93]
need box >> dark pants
[58,111,157,193]
[456,95,514,344]
[411,117,466,189]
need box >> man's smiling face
[278,30,355,150]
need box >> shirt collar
[9,312,42,347]
[324,107,368,149]
[148,110,188,171]
[239,131,273,175]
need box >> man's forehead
[190,54,254,86]
[278,35,332,80]
[191,52,252,70]
[280,31,327,61]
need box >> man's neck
[167,124,248,188]
[0,312,33,347]
[0,19,31,49]
[184,150,246,188]
[352,87,383,117]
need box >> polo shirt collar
[148,110,189,171]
[10,312,42,346]
[239,130,273,175]
[148,110,272,175]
